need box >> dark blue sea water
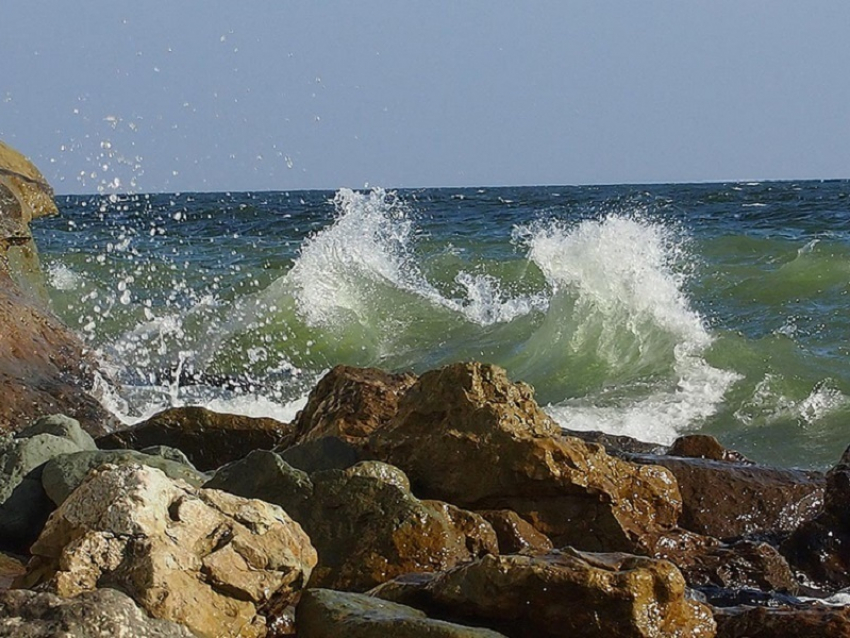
[33,181,850,470]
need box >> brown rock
[370,362,683,553]
[17,463,317,638]
[714,604,850,638]
[782,445,850,591]
[292,365,417,446]
[0,552,25,590]
[629,453,824,540]
[97,405,296,471]
[676,540,797,593]
[372,549,717,638]
[476,509,553,555]
[668,434,752,463]
[207,452,498,592]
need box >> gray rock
[296,588,507,638]
[279,435,361,473]
[139,445,197,468]
[42,449,208,506]
[0,587,196,637]
[0,418,96,548]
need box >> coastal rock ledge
[0,140,111,435]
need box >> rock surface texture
[372,549,717,638]
[17,463,317,638]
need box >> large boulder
[0,141,112,435]
[0,415,97,551]
[97,405,295,471]
[0,588,195,638]
[41,448,207,505]
[207,451,499,591]
[782,445,850,591]
[291,365,417,446]
[369,362,683,554]
[627,453,824,540]
[372,549,717,638]
[17,463,317,638]
[296,588,508,638]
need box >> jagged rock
[41,448,208,505]
[0,552,25,589]
[476,509,553,555]
[565,428,665,457]
[292,365,417,446]
[0,415,97,551]
[0,141,111,435]
[369,362,683,553]
[713,604,850,638]
[17,463,317,638]
[207,451,498,591]
[96,405,295,471]
[296,588,508,638]
[782,445,850,591]
[677,540,797,593]
[0,588,196,638]
[371,549,717,638]
[628,453,824,540]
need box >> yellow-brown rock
[370,362,682,553]
[17,463,317,638]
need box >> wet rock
[565,428,665,457]
[207,452,498,591]
[476,509,553,555]
[668,434,752,463]
[41,448,208,505]
[372,549,717,638]
[677,540,798,593]
[369,362,683,553]
[781,445,850,591]
[0,141,111,435]
[0,415,97,551]
[97,405,295,471]
[628,453,824,540]
[713,604,850,638]
[296,588,508,638]
[17,463,317,638]
[292,365,417,446]
[0,588,196,638]
[279,435,362,473]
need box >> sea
[31,181,850,471]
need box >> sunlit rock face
[0,140,112,435]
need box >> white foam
[47,263,83,291]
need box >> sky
[2,2,849,194]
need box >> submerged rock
[0,588,196,638]
[207,451,498,591]
[97,405,295,471]
[369,362,683,554]
[372,549,717,638]
[18,463,317,638]
[296,588,508,638]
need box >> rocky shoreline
[3,142,850,636]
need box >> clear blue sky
[2,2,849,194]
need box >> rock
[296,588,508,638]
[0,416,97,551]
[677,540,797,593]
[96,405,295,471]
[565,428,665,457]
[476,509,553,555]
[369,362,683,553]
[627,453,824,540]
[0,552,25,589]
[292,365,417,446]
[279,435,362,473]
[41,448,208,505]
[17,463,317,638]
[781,445,850,591]
[0,588,196,638]
[372,549,717,638]
[713,604,850,638]
[0,141,112,435]
[668,434,752,463]
[207,452,499,591]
